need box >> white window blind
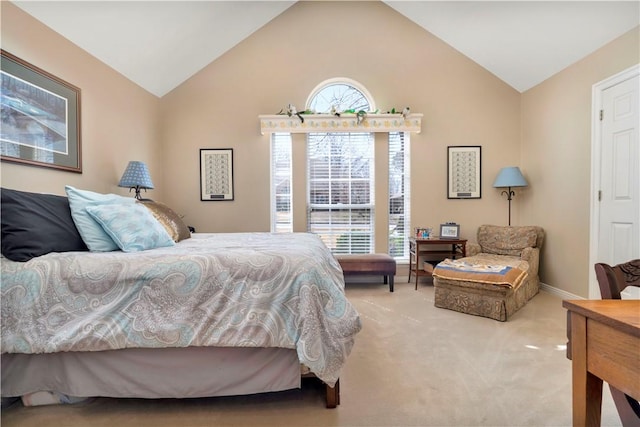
[307,132,375,254]
[389,132,411,260]
[270,132,292,233]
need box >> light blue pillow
[85,203,175,252]
[65,186,135,252]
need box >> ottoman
[336,254,397,292]
[432,255,537,321]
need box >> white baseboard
[540,282,583,300]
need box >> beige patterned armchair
[433,225,545,321]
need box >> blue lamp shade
[118,161,154,199]
[493,166,528,188]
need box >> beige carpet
[1,276,623,427]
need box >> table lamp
[118,161,154,200]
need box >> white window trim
[259,113,422,135]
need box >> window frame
[268,78,412,262]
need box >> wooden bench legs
[383,275,395,292]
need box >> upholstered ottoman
[336,254,397,292]
[433,255,534,321]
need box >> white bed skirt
[1,347,301,399]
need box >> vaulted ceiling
[10,1,640,97]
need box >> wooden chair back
[595,259,640,299]
[594,259,640,427]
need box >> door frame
[589,64,640,298]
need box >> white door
[590,66,640,297]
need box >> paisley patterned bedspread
[1,232,361,386]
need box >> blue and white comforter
[1,232,361,386]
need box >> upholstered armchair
[466,224,545,292]
[433,224,545,321]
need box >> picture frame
[200,148,234,201]
[439,223,460,239]
[447,145,481,199]
[1,50,82,173]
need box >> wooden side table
[563,299,640,426]
[408,237,467,290]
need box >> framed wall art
[1,50,82,173]
[200,148,234,201]
[447,145,481,199]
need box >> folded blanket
[433,258,527,288]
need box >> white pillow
[86,203,175,252]
[65,185,135,252]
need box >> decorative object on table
[447,146,481,199]
[415,227,432,239]
[439,223,460,239]
[0,50,82,173]
[200,148,234,201]
[493,166,528,225]
[118,161,154,200]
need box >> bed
[0,187,361,408]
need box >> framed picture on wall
[447,145,481,199]
[200,148,234,201]
[0,50,82,173]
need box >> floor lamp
[493,167,528,226]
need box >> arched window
[306,78,375,113]
[269,78,411,260]
[306,79,376,254]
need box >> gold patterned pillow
[137,200,191,242]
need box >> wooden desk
[408,237,466,290]
[563,299,640,427]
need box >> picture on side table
[440,223,460,239]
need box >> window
[306,81,374,254]
[268,78,411,260]
[270,133,292,233]
[307,81,373,113]
[389,132,411,260]
[307,131,375,253]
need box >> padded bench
[335,254,397,292]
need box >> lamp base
[500,187,515,226]
[128,186,148,200]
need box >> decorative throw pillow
[1,188,88,262]
[65,185,135,252]
[138,200,191,242]
[86,203,175,252]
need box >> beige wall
[0,3,162,198]
[521,27,639,297]
[160,1,521,236]
[3,1,638,297]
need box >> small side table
[408,237,467,290]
